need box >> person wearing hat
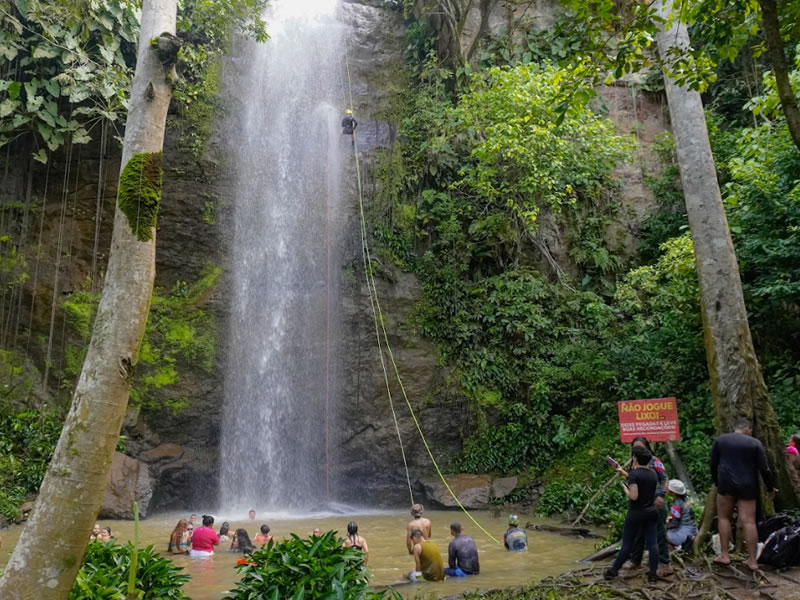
[342,109,357,136]
[665,479,697,548]
[406,504,432,554]
[503,514,528,551]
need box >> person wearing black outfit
[711,418,775,571]
[605,445,660,584]
[622,436,672,575]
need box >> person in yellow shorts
[407,529,444,582]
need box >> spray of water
[219,0,346,513]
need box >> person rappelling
[342,109,357,137]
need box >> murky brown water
[0,510,596,598]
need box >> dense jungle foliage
[1,0,799,534]
[0,0,263,520]
[372,5,800,522]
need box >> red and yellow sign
[617,398,680,442]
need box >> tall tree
[652,0,797,525]
[0,1,178,598]
[756,0,800,152]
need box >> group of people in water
[85,420,800,586]
[139,503,528,584]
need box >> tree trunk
[664,441,695,497]
[758,0,800,154]
[654,1,797,522]
[0,2,177,599]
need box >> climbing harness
[343,48,501,545]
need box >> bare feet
[744,561,759,572]
[713,556,731,565]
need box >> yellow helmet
[345,109,353,115]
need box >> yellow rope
[345,55,501,545]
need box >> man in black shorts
[710,418,775,570]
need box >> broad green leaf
[32,46,59,60]
[0,99,19,118]
[33,148,48,164]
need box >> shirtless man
[406,504,432,554]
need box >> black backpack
[757,513,797,542]
[759,525,800,568]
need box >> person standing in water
[406,504,432,554]
[407,529,444,582]
[190,515,220,558]
[504,515,528,551]
[342,521,369,565]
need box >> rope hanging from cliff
[344,51,501,546]
[338,49,414,508]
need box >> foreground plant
[228,530,398,600]
[70,542,189,600]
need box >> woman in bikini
[342,521,369,565]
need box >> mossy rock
[118,152,164,242]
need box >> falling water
[220,0,346,512]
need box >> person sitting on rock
[407,529,444,582]
[504,515,528,552]
[254,524,273,546]
[406,504,432,554]
[168,519,191,554]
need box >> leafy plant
[228,530,398,600]
[70,542,190,600]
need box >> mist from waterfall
[219,0,346,512]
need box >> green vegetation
[0,0,268,161]
[229,531,398,600]
[117,152,164,242]
[0,398,62,520]
[132,264,221,416]
[373,9,800,524]
[70,542,190,600]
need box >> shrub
[70,542,190,600]
[228,531,398,600]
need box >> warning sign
[617,398,680,442]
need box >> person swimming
[254,524,273,545]
[342,521,369,565]
[232,528,256,554]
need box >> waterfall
[220,0,346,512]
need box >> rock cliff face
[0,0,670,513]
[328,2,469,505]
